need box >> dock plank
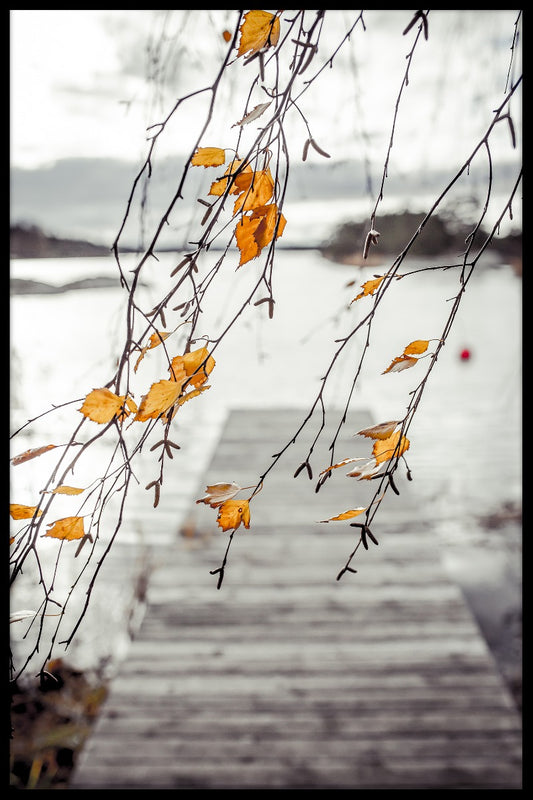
[71,408,522,789]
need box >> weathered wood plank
[73,761,521,791]
[71,408,522,790]
[79,710,521,741]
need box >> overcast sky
[11,9,522,175]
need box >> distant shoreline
[10,276,124,295]
[10,223,521,278]
[10,224,321,260]
[10,224,114,259]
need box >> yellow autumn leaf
[252,204,286,249]
[11,444,56,466]
[122,396,138,420]
[217,499,251,532]
[319,508,367,523]
[373,431,410,465]
[135,379,183,422]
[44,516,85,541]
[196,482,242,508]
[237,9,280,58]
[235,214,262,265]
[209,159,252,197]
[164,385,210,422]
[235,204,286,266]
[167,356,188,384]
[356,420,400,440]
[191,147,226,167]
[352,275,386,302]
[134,331,171,372]
[382,355,419,374]
[182,346,216,387]
[233,169,275,214]
[10,504,43,520]
[49,485,85,496]
[403,339,430,355]
[79,388,137,424]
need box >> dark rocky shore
[10,223,113,260]
[9,224,143,295]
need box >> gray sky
[11,10,522,172]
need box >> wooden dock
[71,408,522,790]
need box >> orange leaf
[182,346,216,388]
[134,331,171,372]
[122,396,139,420]
[319,508,367,523]
[216,499,251,532]
[11,444,56,466]
[235,204,286,266]
[79,388,137,424]
[382,355,419,374]
[237,9,280,58]
[182,386,210,402]
[165,385,210,420]
[44,516,85,541]
[167,356,187,383]
[352,275,385,302]
[356,420,400,440]
[235,215,262,265]
[222,29,232,43]
[209,159,252,197]
[252,204,286,249]
[191,147,226,167]
[196,482,242,508]
[10,504,43,520]
[233,169,275,214]
[49,485,85,496]
[135,379,183,422]
[403,339,430,355]
[373,431,410,465]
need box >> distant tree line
[320,210,522,264]
[10,223,110,259]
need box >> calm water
[10,249,522,506]
[10,249,522,684]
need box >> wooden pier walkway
[71,408,522,790]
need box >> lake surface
[10,249,522,693]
